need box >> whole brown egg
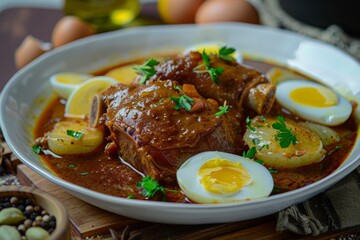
[14,35,51,69]
[158,0,204,24]
[195,0,260,24]
[52,16,96,48]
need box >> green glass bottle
[63,0,141,32]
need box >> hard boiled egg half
[183,42,242,63]
[177,151,273,204]
[276,80,352,126]
[50,72,92,99]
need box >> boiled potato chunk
[47,120,103,155]
[300,122,340,146]
[243,116,325,169]
[105,65,137,85]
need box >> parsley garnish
[215,101,229,116]
[272,185,287,193]
[242,147,256,159]
[170,85,195,111]
[80,172,88,176]
[272,116,298,148]
[218,46,236,61]
[32,145,41,155]
[336,145,343,149]
[136,176,177,201]
[66,130,84,139]
[127,194,135,199]
[255,159,264,165]
[246,116,255,132]
[268,168,278,173]
[68,164,76,169]
[194,50,224,84]
[133,58,160,84]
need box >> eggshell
[195,0,260,24]
[158,0,204,24]
[52,16,96,48]
[15,35,50,69]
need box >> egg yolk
[290,86,338,107]
[193,44,237,59]
[194,44,219,55]
[55,73,87,85]
[198,158,251,194]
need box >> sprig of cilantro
[194,50,224,84]
[272,116,298,148]
[133,58,160,84]
[218,46,236,61]
[215,101,229,116]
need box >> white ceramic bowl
[1,23,360,224]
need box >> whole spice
[0,196,56,238]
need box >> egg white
[176,151,274,204]
[276,80,352,126]
[183,42,243,64]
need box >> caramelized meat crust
[101,80,242,182]
[152,51,275,114]
[101,52,275,182]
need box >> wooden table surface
[1,4,359,240]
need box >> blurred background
[1,0,359,89]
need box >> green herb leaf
[336,145,343,149]
[133,58,160,84]
[170,85,195,111]
[66,130,84,139]
[32,145,41,155]
[255,159,264,165]
[218,46,236,61]
[268,168,278,173]
[272,116,298,148]
[68,164,76,169]
[259,144,270,150]
[136,176,166,199]
[246,116,255,132]
[194,50,224,84]
[215,101,229,116]
[80,172,88,176]
[272,185,287,193]
[242,147,256,159]
[252,138,260,145]
[127,194,135,199]
[136,176,177,201]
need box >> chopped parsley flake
[246,116,255,132]
[68,164,76,169]
[66,130,84,139]
[32,145,41,155]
